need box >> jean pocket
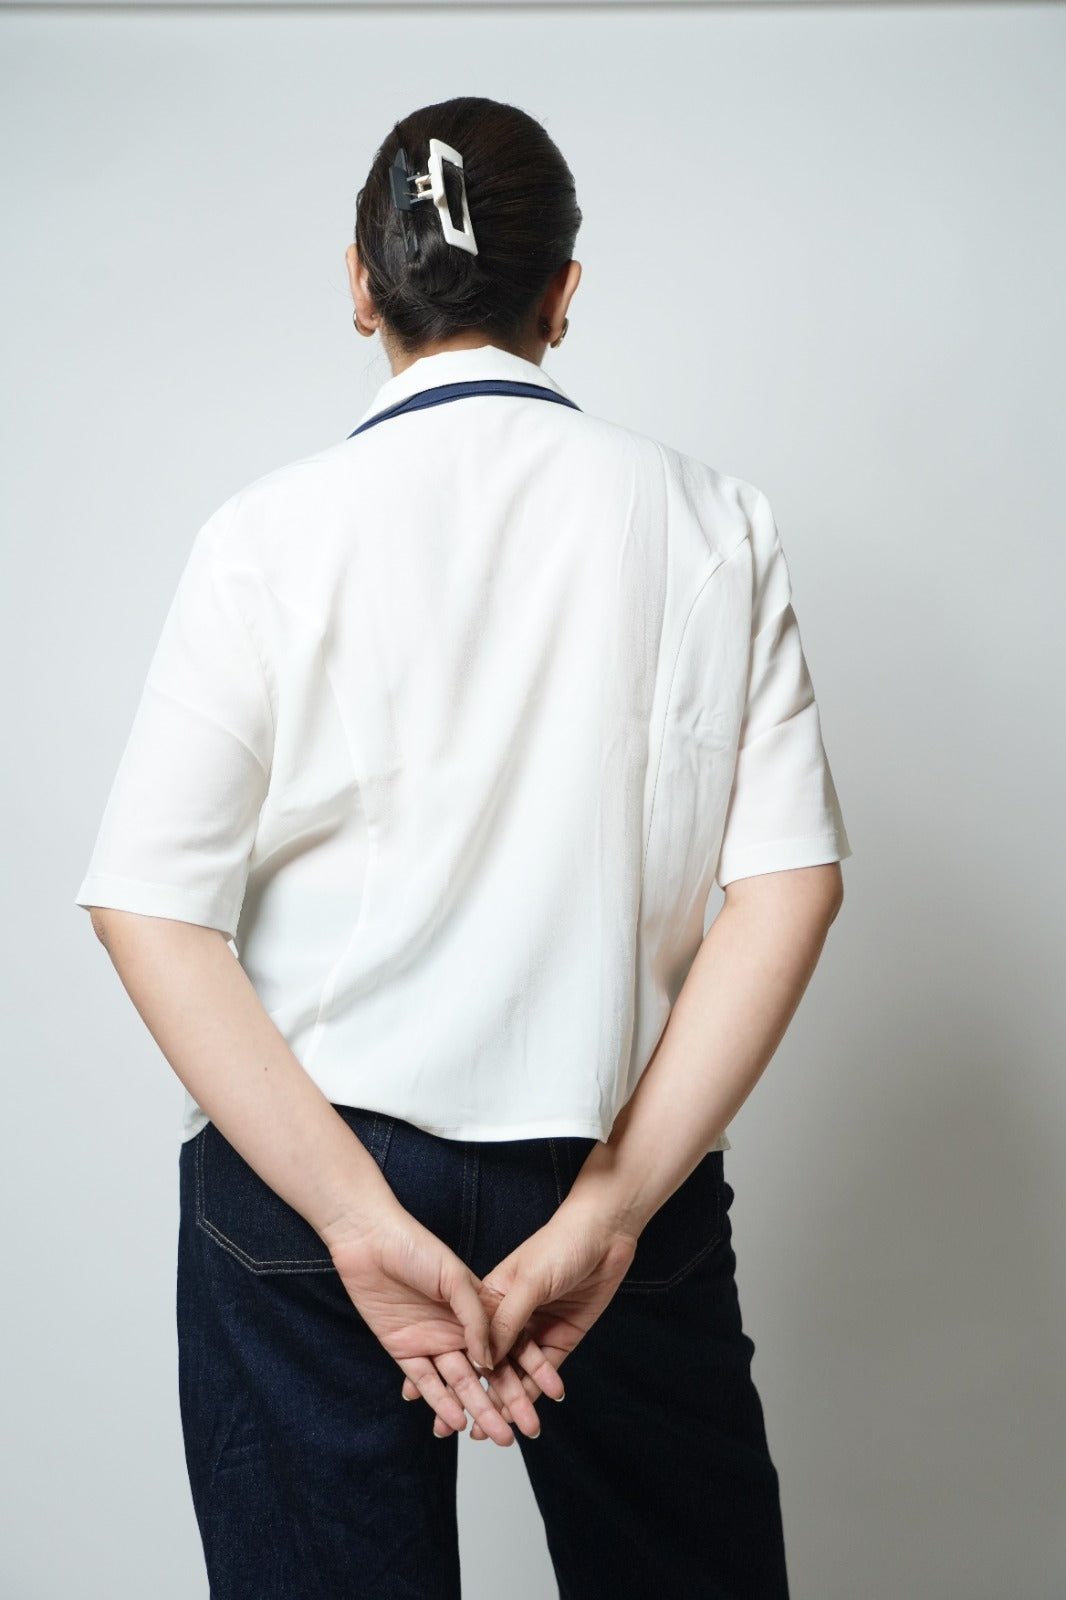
[547,1139,723,1286]
[616,1153,724,1293]
[193,1104,393,1276]
[554,1140,727,1295]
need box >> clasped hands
[327,1190,640,1448]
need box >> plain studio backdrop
[2,1,1063,1595]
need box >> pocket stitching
[548,1137,567,1208]
[615,1228,722,1293]
[194,1123,336,1276]
[372,1112,394,1175]
[616,1177,724,1295]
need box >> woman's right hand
[401,1196,640,1438]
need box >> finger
[478,1329,560,1425]
[402,1350,551,1407]
[480,1354,542,1437]
[472,1369,529,1440]
[442,1386,523,1440]
[444,1267,494,1371]
[401,1357,527,1422]
[447,1344,561,1440]
[486,1280,545,1368]
[471,1343,557,1439]
[448,1388,518,1440]
[436,1326,566,1433]
[425,1369,522,1440]
[396,1355,467,1434]
[432,1350,515,1447]
[477,1276,507,1312]
[504,1331,567,1402]
[404,1325,564,1414]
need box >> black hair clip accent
[389,146,416,211]
[390,147,420,262]
[387,140,478,260]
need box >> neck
[385,333,544,377]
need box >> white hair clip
[389,139,479,257]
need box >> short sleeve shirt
[75,343,852,1148]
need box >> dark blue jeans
[177,1106,790,1599]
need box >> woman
[75,95,851,1599]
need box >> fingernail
[403,1392,417,1402]
[553,1392,565,1402]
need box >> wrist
[316,1178,407,1258]
[559,1147,653,1243]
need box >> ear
[563,258,582,310]
[346,242,381,333]
[344,241,362,302]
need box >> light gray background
[2,3,1063,1596]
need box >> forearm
[88,910,402,1250]
[564,865,844,1239]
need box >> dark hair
[354,96,582,356]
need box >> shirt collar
[349,342,575,431]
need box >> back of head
[354,96,583,356]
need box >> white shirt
[75,342,852,1149]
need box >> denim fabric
[177,1105,790,1599]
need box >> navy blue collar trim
[348,378,581,439]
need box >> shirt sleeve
[73,497,275,940]
[714,489,853,889]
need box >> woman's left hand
[328,1201,560,1448]
[403,1195,639,1438]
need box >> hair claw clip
[389,139,478,256]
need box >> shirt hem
[716,830,852,889]
[74,873,240,941]
[178,1098,730,1152]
